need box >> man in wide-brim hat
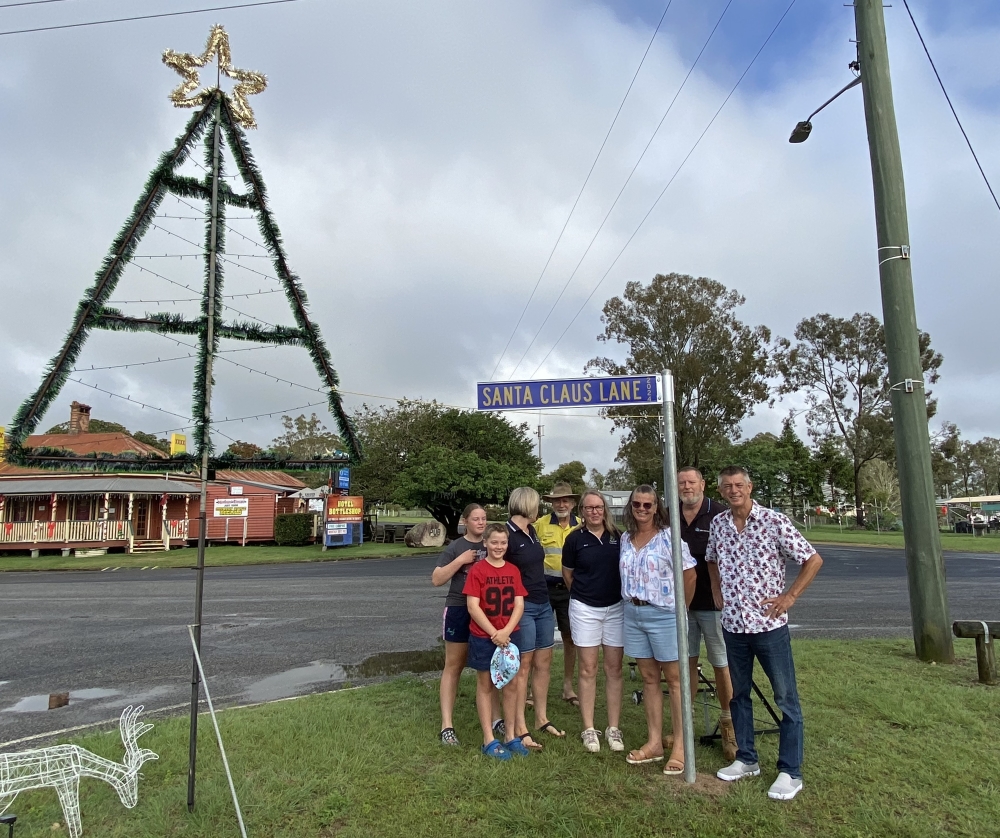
[534,481,582,708]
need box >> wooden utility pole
[854,0,953,662]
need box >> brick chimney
[69,401,91,435]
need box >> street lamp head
[789,120,813,143]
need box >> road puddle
[2,687,121,713]
[344,647,444,678]
[245,647,445,703]
[246,662,348,703]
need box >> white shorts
[569,599,625,648]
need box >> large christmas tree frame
[6,88,360,467]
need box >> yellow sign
[0,426,5,457]
[170,433,187,455]
[214,498,249,517]
[326,495,364,523]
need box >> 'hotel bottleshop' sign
[477,375,661,411]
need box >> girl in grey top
[431,504,499,745]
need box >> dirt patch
[657,771,731,798]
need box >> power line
[0,0,81,9]
[508,0,735,378]
[901,0,1000,215]
[488,0,675,380]
[0,0,302,37]
[528,0,800,378]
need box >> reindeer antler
[119,706,157,771]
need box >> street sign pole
[661,369,695,784]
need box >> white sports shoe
[716,759,761,782]
[605,726,624,752]
[768,772,803,800]
[581,728,601,753]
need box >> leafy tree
[969,437,1000,496]
[45,419,129,434]
[587,273,771,483]
[775,312,942,527]
[588,466,634,491]
[270,413,344,458]
[224,440,265,458]
[930,422,960,498]
[861,459,901,530]
[812,436,854,514]
[539,461,587,496]
[131,431,170,454]
[351,400,540,537]
[728,420,821,511]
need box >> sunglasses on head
[631,500,654,510]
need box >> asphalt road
[2,545,997,745]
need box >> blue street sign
[477,375,661,411]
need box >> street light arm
[807,75,862,122]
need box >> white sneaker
[767,772,803,800]
[716,759,761,782]
[581,728,601,753]
[605,726,624,752]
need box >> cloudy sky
[1,0,997,474]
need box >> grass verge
[0,542,440,572]
[797,525,1000,553]
[6,639,998,837]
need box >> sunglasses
[631,500,654,510]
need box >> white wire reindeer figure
[0,705,158,838]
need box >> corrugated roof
[0,476,200,495]
[25,432,167,458]
[215,470,307,490]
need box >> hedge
[274,513,313,546]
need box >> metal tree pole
[188,93,223,810]
[661,369,695,783]
[854,0,953,662]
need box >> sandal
[519,734,543,751]
[537,721,566,738]
[481,739,512,761]
[663,758,685,775]
[625,746,664,765]
[562,695,580,708]
[525,695,534,708]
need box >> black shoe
[439,727,460,746]
[492,719,506,740]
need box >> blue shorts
[442,606,472,644]
[518,601,555,653]
[468,631,523,672]
[624,602,680,662]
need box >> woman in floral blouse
[619,484,697,775]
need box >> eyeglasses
[631,500,654,510]
[582,505,605,513]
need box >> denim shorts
[442,606,471,644]
[623,602,679,662]
[688,610,728,668]
[467,631,523,672]
[517,600,555,653]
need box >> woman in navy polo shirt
[504,486,562,750]
[562,489,624,754]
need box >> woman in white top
[619,484,697,775]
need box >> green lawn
[0,542,439,572]
[798,524,1000,553]
[7,639,998,837]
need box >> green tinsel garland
[6,98,217,463]
[8,88,363,468]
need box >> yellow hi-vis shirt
[535,513,581,575]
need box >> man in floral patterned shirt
[705,466,823,801]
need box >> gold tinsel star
[163,25,267,130]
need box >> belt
[629,597,651,607]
